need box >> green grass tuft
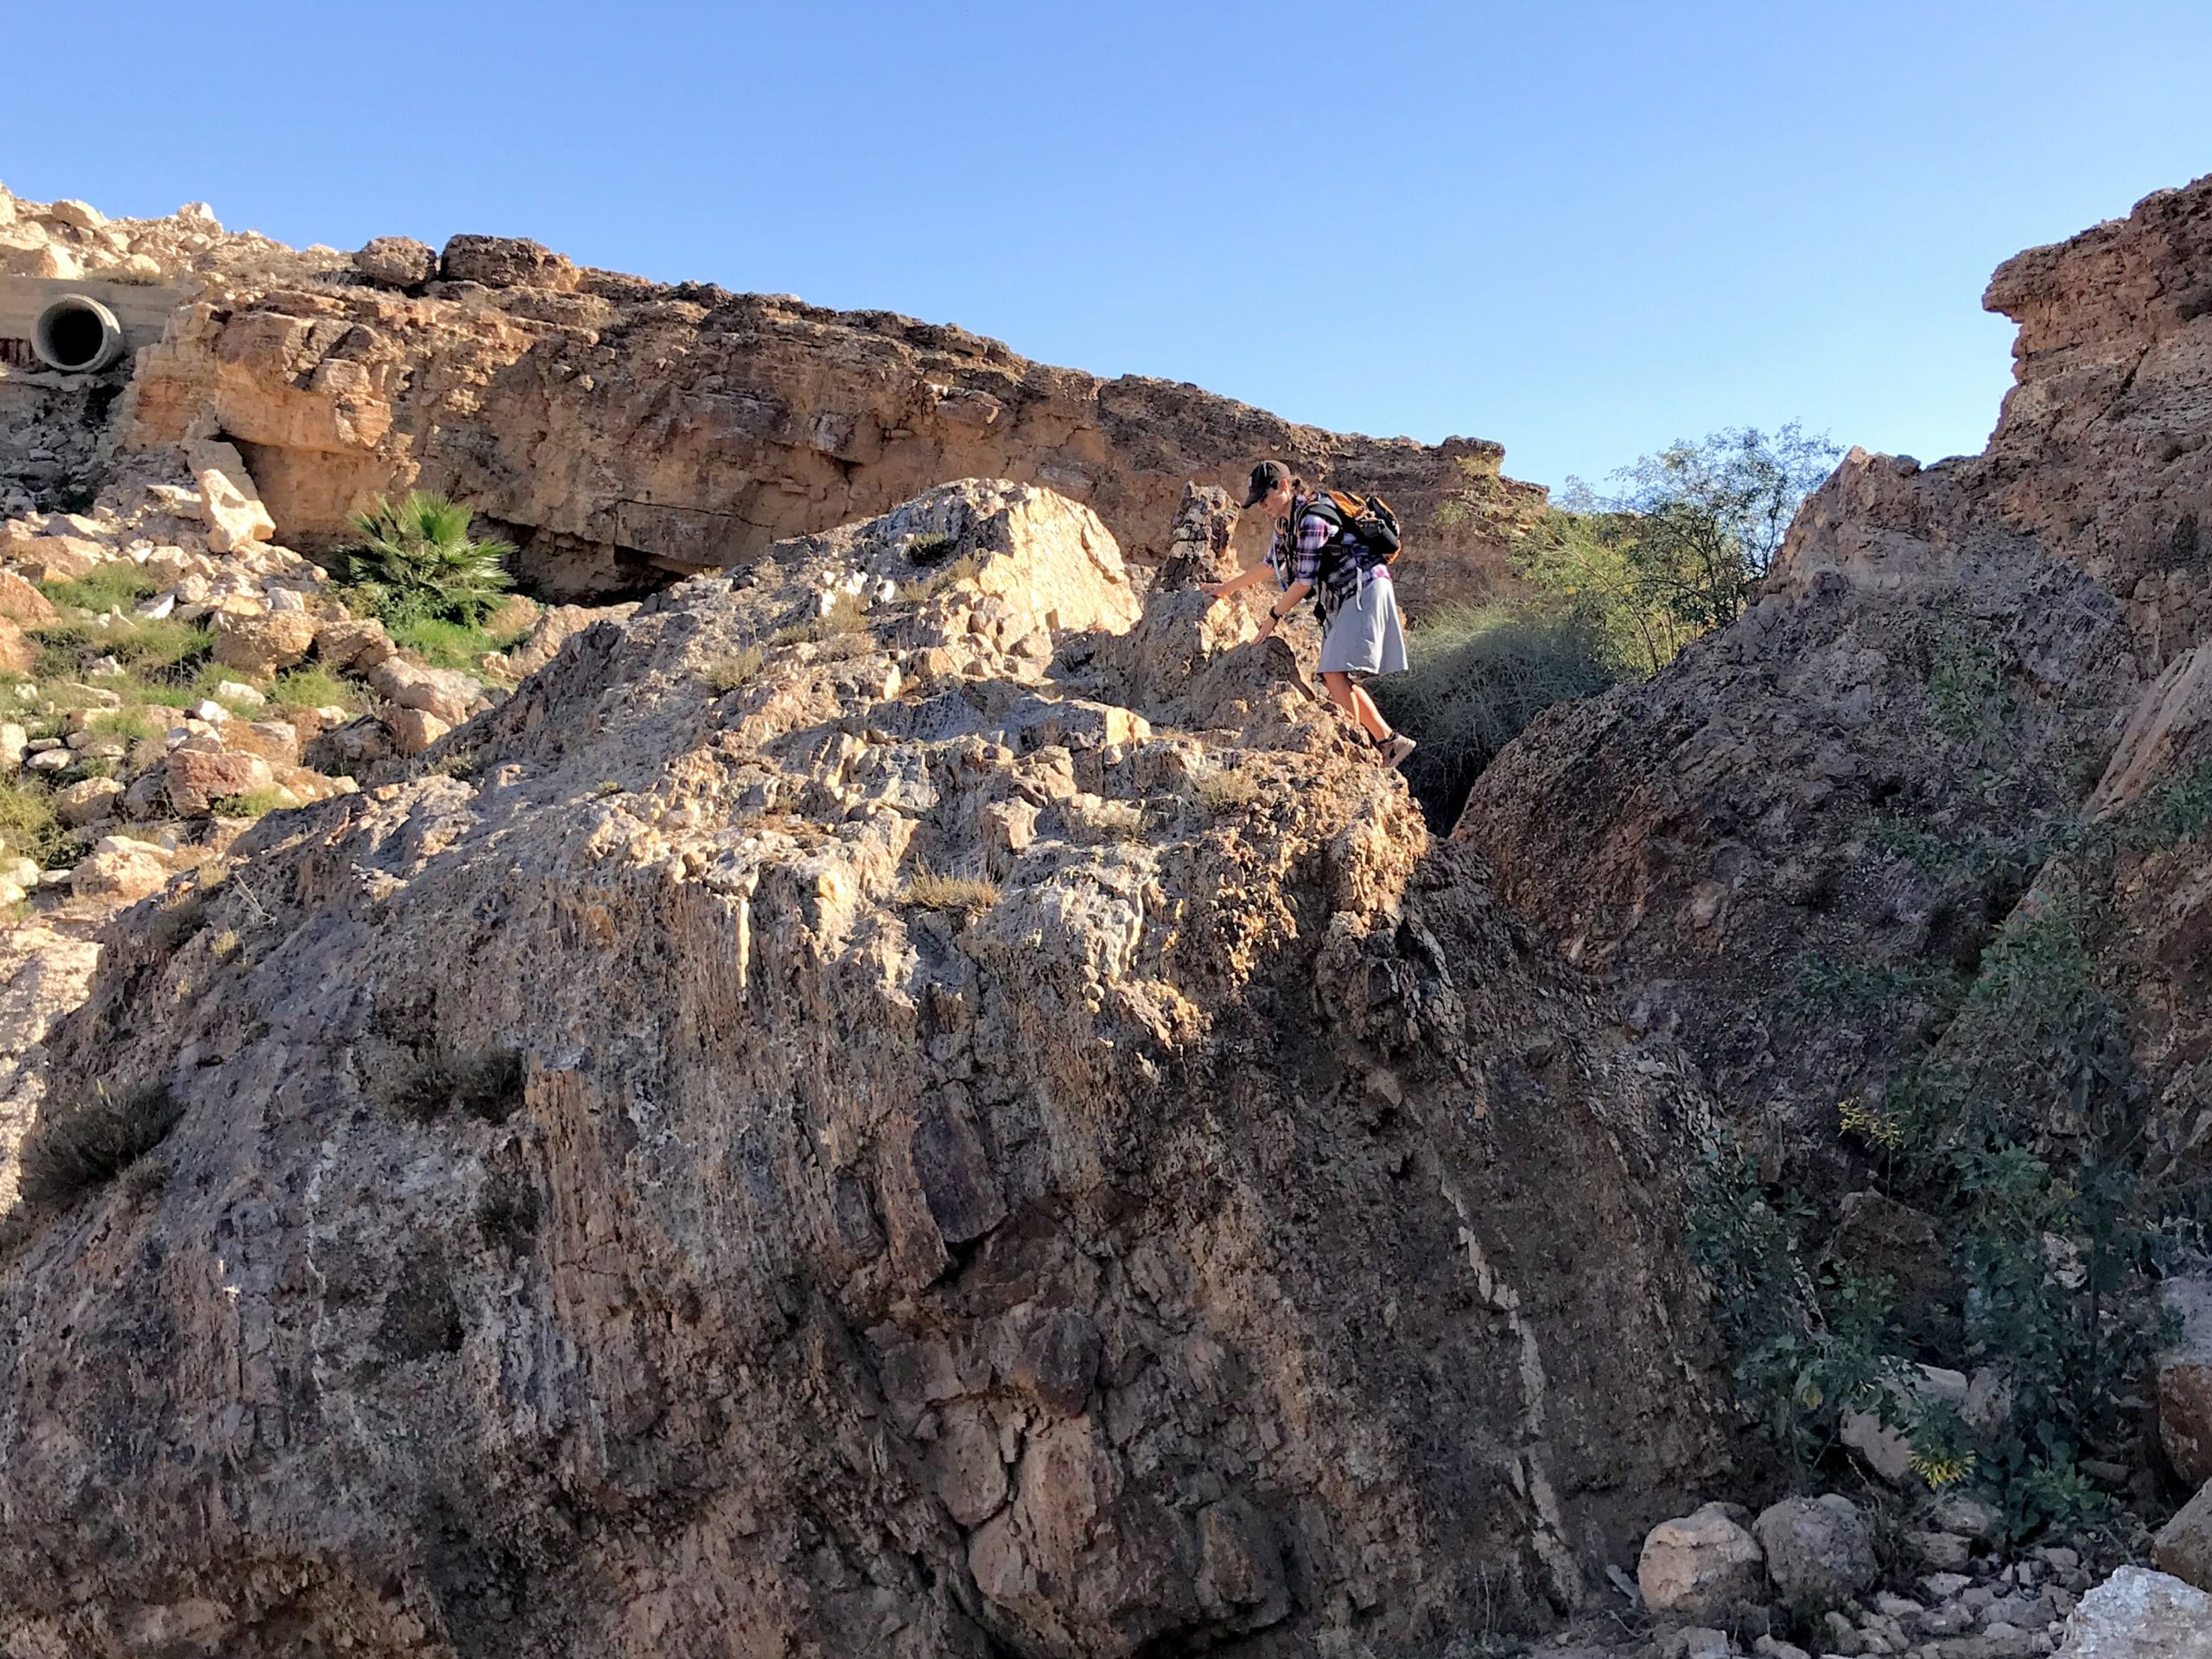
[701,645,766,694]
[15,1081,184,1211]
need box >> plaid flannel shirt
[1269,493,1387,615]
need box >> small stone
[1910,1531,1974,1571]
[215,680,266,707]
[1756,1495,1878,1605]
[27,748,74,772]
[1922,1573,1974,1602]
[1639,1503,1768,1622]
[1872,1594,1923,1618]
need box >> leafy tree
[1510,423,1841,673]
[334,493,516,626]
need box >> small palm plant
[335,492,516,625]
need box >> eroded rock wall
[111,234,1544,606]
[0,480,1726,1657]
[1460,173,2212,1159]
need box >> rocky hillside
[0,182,1546,611]
[0,480,1731,1656]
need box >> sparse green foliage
[0,776,76,868]
[701,645,766,693]
[592,779,626,798]
[1513,424,1840,673]
[39,565,162,614]
[388,613,529,671]
[1783,952,1965,1024]
[268,664,365,715]
[15,1080,184,1210]
[208,787,292,821]
[32,616,213,682]
[2125,758,2212,849]
[1928,620,2012,747]
[1369,601,1619,825]
[332,492,517,627]
[903,866,999,918]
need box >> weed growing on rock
[772,593,868,645]
[898,552,979,603]
[40,565,162,614]
[903,866,998,918]
[16,1081,185,1211]
[1193,767,1262,817]
[700,645,766,693]
[268,664,364,714]
[377,1046,526,1124]
[208,787,291,821]
[2122,758,2212,849]
[0,776,71,866]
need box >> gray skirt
[1317,571,1408,677]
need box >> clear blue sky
[5,2,2207,493]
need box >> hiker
[1200,460,1417,768]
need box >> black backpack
[1303,489,1403,565]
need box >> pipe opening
[31,296,125,373]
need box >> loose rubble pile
[0,183,343,287]
[1626,1491,2112,1658]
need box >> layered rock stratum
[0,480,1728,1656]
[0,183,1545,609]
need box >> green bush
[388,614,528,671]
[1369,601,1619,826]
[32,617,213,682]
[268,664,365,714]
[16,1081,183,1210]
[332,492,516,627]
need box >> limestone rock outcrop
[0,479,1727,1656]
[106,227,1543,607]
[1461,174,2212,1162]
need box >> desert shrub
[331,492,516,626]
[1193,767,1262,817]
[40,565,162,614]
[1369,601,1619,828]
[899,552,981,603]
[376,1045,526,1123]
[387,613,528,671]
[903,531,958,566]
[0,775,70,866]
[1926,619,2012,749]
[16,1081,184,1210]
[772,592,868,646]
[904,866,999,918]
[1490,424,1840,674]
[700,645,766,693]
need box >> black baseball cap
[1241,460,1288,509]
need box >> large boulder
[188,440,276,554]
[0,482,1730,1656]
[1753,1495,1878,1607]
[365,656,484,725]
[2158,1275,2212,1488]
[0,618,34,678]
[439,232,580,292]
[2056,1567,2212,1656]
[0,571,55,625]
[2152,1478,2212,1592]
[211,609,318,676]
[68,837,168,904]
[353,235,437,289]
[1638,1503,1767,1622]
[161,748,274,815]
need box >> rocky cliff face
[112,241,1541,608]
[0,182,1548,611]
[0,480,1726,1657]
[1462,174,2212,1161]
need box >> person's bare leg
[1322,671,1394,743]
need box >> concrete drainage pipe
[31,295,126,373]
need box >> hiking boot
[1376,734,1416,769]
